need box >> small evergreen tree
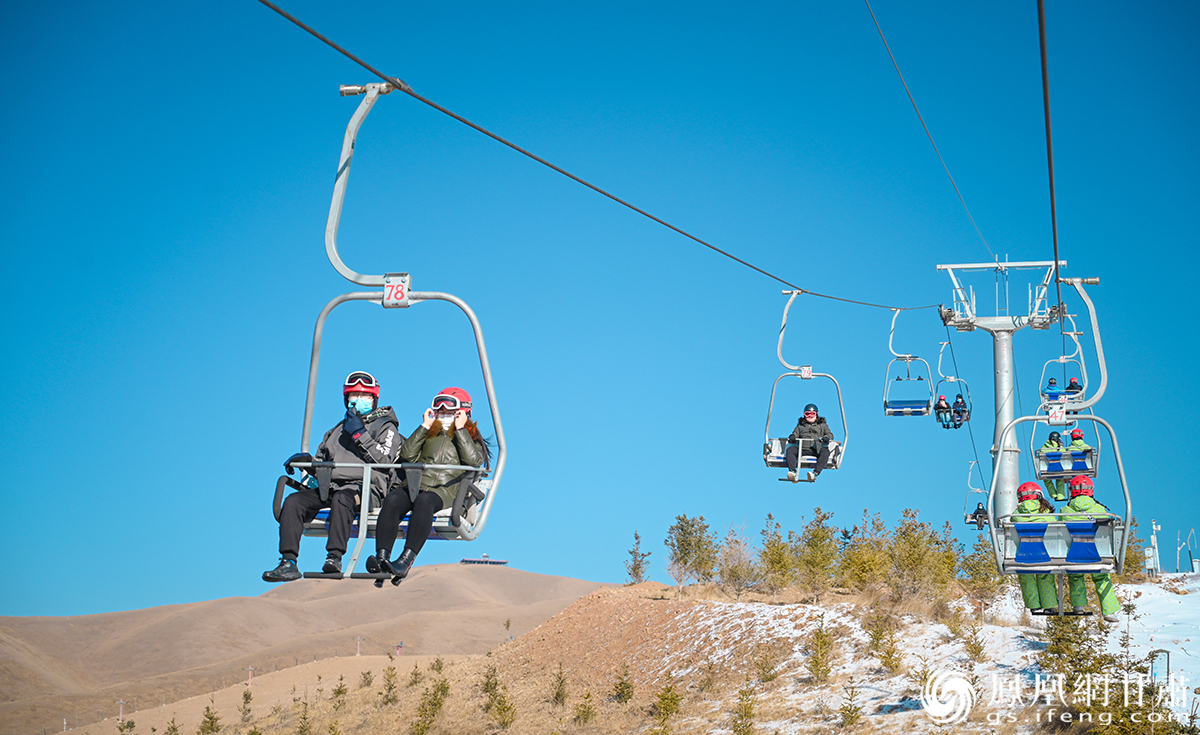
[839,676,864,727]
[163,718,180,735]
[625,531,652,585]
[295,703,311,735]
[730,679,756,735]
[407,662,423,688]
[358,670,373,689]
[837,511,891,591]
[429,657,444,674]
[380,665,399,706]
[758,514,795,599]
[117,719,137,734]
[239,688,253,723]
[479,663,499,711]
[805,614,835,683]
[611,663,635,703]
[550,662,568,707]
[959,533,1006,620]
[331,675,347,711]
[716,525,761,599]
[410,678,449,735]
[793,508,839,604]
[650,673,682,722]
[196,704,221,735]
[665,514,717,597]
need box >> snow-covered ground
[1113,572,1200,717]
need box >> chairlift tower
[936,259,1065,525]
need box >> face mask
[435,410,457,426]
[349,396,374,415]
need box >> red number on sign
[385,284,405,300]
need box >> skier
[367,387,489,584]
[785,403,835,483]
[934,395,952,429]
[1060,475,1120,622]
[1040,431,1068,501]
[264,371,402,582]
[1012,482,1058,613]
[951,394,969,428]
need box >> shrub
[573,691,596,725]
[163,719,180,735]
[480,663,499,711]
[958,533,1005,620]
[117,719,136,734]
[753,641,787,683]
[295,703,311,735]
[331,675,347,711]
[429,657,443,674]
[410,678,449,735]
[963,624,986,663]
[490,684,516,729]
[888,510,958,599]
[877,629,905,673]
[838,511,890,591]
[650,673,682,721]
[358,670,373,689]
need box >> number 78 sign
[383,273,411,308]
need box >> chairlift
[962,461,989,530]
[934,342,971,429]
[1030,410,1102,482]
[1038,315,1089,409]
[988,416,1130,581]
[882,310,933,416]
[270,82,508,580]
[763,292,848,482]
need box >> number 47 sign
[383,273,411,308]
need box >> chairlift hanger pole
[774,291,849,453]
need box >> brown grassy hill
[0,564,603,734]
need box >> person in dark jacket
[1066,377,1083,395]
[785,403,835,483]
[263,371,402,582]
[934,395,952,429]
[951,394,969,428]
[367,386,489,584]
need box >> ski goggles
[803,410,817,417]
[432,394,471,411]
[344,371,379,389]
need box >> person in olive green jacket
[1013,482,1059,612]
[1067,428,1092,451]
[367,387,489,584]
[1061,475,1120,621]
[1039,431,1068,501]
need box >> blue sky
[2,1,1196,616]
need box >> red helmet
[1069,475,1094,497]
[343,371,380,398]
[1069,378,1080,384]
[432,387,473,415]
[939,395,946,400]
[1018,482,1042,502]
[1070,428,1085,439]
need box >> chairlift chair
[962,461,989,530]
[1038,315,1089,409]
[988,415,1130,583]
[882,310,933,416]
[763,292,848,482]
[270,82,508,580]
[934,342,972,428]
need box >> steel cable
[255,0,940,312]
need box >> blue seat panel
[1013,523,1052,564]
[1064,521,1103,564]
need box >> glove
[343,409,366,439]
[284,452,313,475]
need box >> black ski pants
[278,483,360,561]
[785,443,831,474]
[375,490,444,558]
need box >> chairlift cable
[255,0,940,313]
[943,325,988,492]
[1036,0,1066,335]
[863,0,1000,267]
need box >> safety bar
[987,414,1131,574]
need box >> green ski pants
[1018,573,1058,610]
[1043,478,1067,502]
[1067,573,1119,615]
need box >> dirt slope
[0,564,603,734]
